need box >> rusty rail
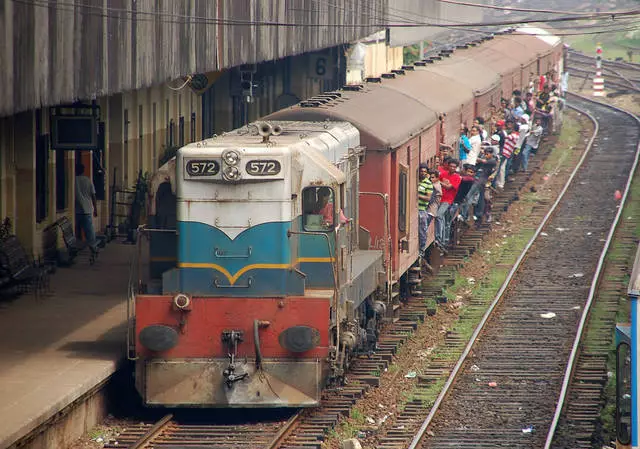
[264,411,303,449]
[128,413,173,449]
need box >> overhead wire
[436,0,639,17]
[9,0,640,29]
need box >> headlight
[222,150,240,166]
[223,166,241,181]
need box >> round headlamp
[222,150,240,166]
[223,166,241,181]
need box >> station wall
[0,45,371,258]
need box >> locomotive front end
[131,121,359,407]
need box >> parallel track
[406,95,640,448]
[566,51,640,94]
[568,49,640,84]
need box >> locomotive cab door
[299,185,340,290]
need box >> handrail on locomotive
[127,225,177,361]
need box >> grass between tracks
[324,114,585,447]
[592,164,640,444]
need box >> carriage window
[302,186,336,231]
[398,170,407,232]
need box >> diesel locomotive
[127,26,564,408]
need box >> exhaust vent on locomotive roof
[271,124,283,136]
[342,84,364,91]
[319,92,342,99]
[381,73,396,79]
[401,65,415,71]
[391,69,406,76]
[311,95,341,104]
[365,76,382,83]
[308,96,330,104]
[300,100,322,107]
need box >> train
[617,245,639,449]
[126,26,564,408]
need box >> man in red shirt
[436,158,462,248]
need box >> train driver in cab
[315,187,349,228]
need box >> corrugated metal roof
[383,69,474,117]
[460,34,556,77]
[266,31,563,151]
[266,84,439,150]
[420,56,501,94]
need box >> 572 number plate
[185,159,220,177]
[245,160,281,176]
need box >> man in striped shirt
[418,163,433,256]
[496,120,519,189]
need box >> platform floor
[0,244,133,449]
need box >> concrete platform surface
[0,244,133,449]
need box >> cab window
[302,186,335,231]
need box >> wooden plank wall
[0,0,402,118]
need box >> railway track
[568,49,640,84]
[566,54,640,94]
[565,65,640,95]
[105,411,301,448]
[403,95,640,448]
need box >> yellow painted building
[0,42,404,259]
[0,83,202,259]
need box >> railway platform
[0,244,133,449]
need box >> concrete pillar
[13,111,35,253]
[99,98,110,230]
[0,118,7,220]
[108,94,124,190]
[108,94,124,230]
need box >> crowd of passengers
[418,74,563,268]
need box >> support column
[13,111,36,253]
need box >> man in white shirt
[466,125,483,167]
[521,118,543,172]
[75,163,98,254]
[513,114,530,172]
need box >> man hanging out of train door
[418,163,433,257]
[436,158,461,250]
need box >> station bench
[0,235,51,298]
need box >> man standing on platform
[75,163,99,255]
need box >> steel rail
[264,411,303,449]
[407,94,604,449]
[128,413,173,449]
[543,93,640,448]
[566,67,640,93]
